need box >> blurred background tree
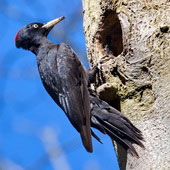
[0,0,119,169]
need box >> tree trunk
[82,0,170,169]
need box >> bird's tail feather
[80,125,93,153]
[90,93,144,157]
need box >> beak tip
[42,16,65,29]
[62,16,65,20]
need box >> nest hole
[98,10,123,56]
[97,84,121,111]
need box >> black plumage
[89,90,144,157]
[15,17,144,156]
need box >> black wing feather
[43,43,92,152]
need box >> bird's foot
[88,57,106,86]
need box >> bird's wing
[50,43,92,152]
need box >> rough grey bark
[82,0,170,169]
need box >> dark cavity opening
[98,10,123,56]
[98,85,121,111]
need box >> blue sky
[0,1,119,169]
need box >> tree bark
[82,0,170,169]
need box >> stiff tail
[80,125,93,153]
[90,93,144,157]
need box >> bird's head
[15,16,65,51]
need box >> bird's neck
[35,38,56,63]
[29,38,54,55]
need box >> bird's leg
[88,57,106,86]
[88,65,99,84]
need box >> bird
[15,16,144,157]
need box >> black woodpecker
[15,17,144,156]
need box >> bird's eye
[32,24,39,28]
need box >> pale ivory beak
[42,16,65,29]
